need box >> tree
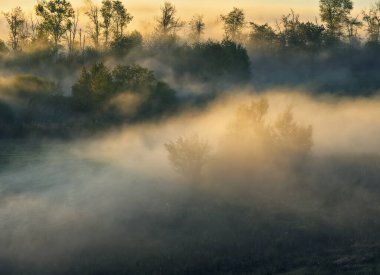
[277,11,325,50]
[100,0,113,46]
[109,31,143,56]
[273,107,313,154]
[298,22,325,50]
[280,10,303,48]
[249,22,279,50]
[155,2,184,35]
[112,0,133,39]
[319,0,353,38]
[344,16,362,44]
[220,7,246,42]
[0,40,9,56]
[72,63,114,111]
[227,99,313,157]
[165,135,211,182]
[112,63,156,92]
[3,7,28,51]
[64,11,79,53]
[85,0,101,49]
[363,2,380,44]
[189,15,205,42]
[35,0,75,48]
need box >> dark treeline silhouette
[1,0,380,138]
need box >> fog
[2,0,380,272]
[1,90,380,274]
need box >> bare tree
[155,2,184,35]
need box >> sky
[0,0,376,40]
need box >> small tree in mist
[189,15,206,42]
[228,98,272,147]
[273,107,313,154]
[35,0,75,48]
[156,2,184,36]
[220,7,246,42]
[227,98,313,158]
[165,135,211,182]
[3,7,28,51]
[363,2,380,44]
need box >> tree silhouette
[227,99,313,157]
[3,7,27,51]
[35,0,75,48]
[112,0,133,39]
[85,0,101,49]
[165,135,211,182]
[220,7,246,42]
[319,0,353,39]
[273,107,313,154]
[363,2,380,44]
[156,2,184,36]
[189,15,205,42]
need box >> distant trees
[220,7,246,42]
[363,2,380,44]
[35,0,75,48]
[109,31,143,56]
[227,98,313,156]
[72,63,178,116]
[250,12,325,51]
[189,15,205,42]
[249,23,279,50]
[112,0,133,38]
[170,39,250,82]
[319,0,353,38]
[3,7,27,51]
[156,2,184,36]
[85,0,101,49]
[279,11,326,50]
[84,0,132,49]
[2,0,380,54]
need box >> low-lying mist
[1,90,380,274]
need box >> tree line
[2,0,380,54]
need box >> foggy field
[2,0,380,274]
[1,93,380,274]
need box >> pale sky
[0,0,376,40]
